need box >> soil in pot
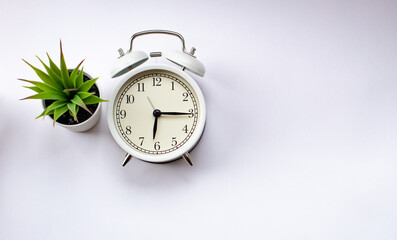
[44,74,100,125]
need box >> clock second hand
[148,96,190,115]
[147,96,156,110]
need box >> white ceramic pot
[42,71,102,132]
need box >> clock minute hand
[152,109,162,139]
[161,112,191,115]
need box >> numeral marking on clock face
[126,95,134,104]
[137,82,145,92]
[114,70,199,155]
[152,77,161,86]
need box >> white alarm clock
[108,30,206,166]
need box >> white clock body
[107,64,206,163]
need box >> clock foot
[182,152,193,166]
[122,153,133,167]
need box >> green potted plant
[19,41,107,132]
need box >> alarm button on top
[166,50,206,77]
[110,50,149,78]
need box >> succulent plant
[19,41,107,125]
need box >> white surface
[1,0,397,239]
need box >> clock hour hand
[161,112,191,116]
[153,116,158,139]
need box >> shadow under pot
[42,71,102,132]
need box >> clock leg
[182,152,193,166]
[122,153,133,167]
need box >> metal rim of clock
[110,30,206,78]
[107,64,207,163]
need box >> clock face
[111,68,203,161]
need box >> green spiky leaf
[21,92,67,101]
[36,109,46,119]
[18,78,59,92]
[36,108,54,119]
[22,59,59,89]
[77,92,94,99]
[83,95,108,105]
[23,86,43,93]
[59,41,70,88]
[71,94,92,114]
[70,72,78,89]
[78,78,98,92]
[44,100,68,115]
[36,56,63,90]
[47,52,61,77]
[53,105,69,125]
[67,103,78,121]
[76,67,84,88]
[70,60,84,88]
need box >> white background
[1,0,397,239]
